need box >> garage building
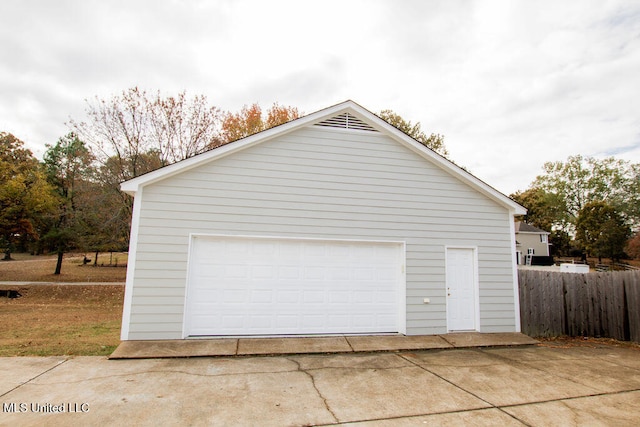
[119,100,526,340]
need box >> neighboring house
[515,222,551,265]
[119,100,527,340]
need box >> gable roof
[515,222,550,234]
[121,100,526,215]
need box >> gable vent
[314,113,378,132]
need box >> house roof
[515,221,550,234]
[120,100,526,215]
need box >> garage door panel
[248,315,271,328]
[221,289,246,303]
[276,315,298,328]
[329,290,350,303]
[301,315,324,328]
[330,267,350,280]
[328,315,349,327]
[279,266,301,279]
[301,290,323,303]
[377,267,397,280]
[227,240,249,253]
[225,265,248,278]
[252,240,277,254]
[377,290,397,302]
[252,265,275,279]
[353,290,373,303]
[277,290,300,303]
[353,267,372,281]
[185,236,403,336]
[250,290,273,303]
[352,315,375,327]
[221,315,244,329]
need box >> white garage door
[184,235,404,337]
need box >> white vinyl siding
[125,126,516,339]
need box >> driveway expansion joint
[343,337,355,352]
[437,334,455,347]
[497,388,640,410]
[396,353,532,426]
[0,357,69,398]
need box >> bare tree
[71,87,222,181]
[148,91,223,164]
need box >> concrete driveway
[1,344,639,426]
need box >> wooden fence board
[625,271,640,342]
[518,269,640,342]
[549,271,564,336]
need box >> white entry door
[446,247,478,331]
[184,235,405,337]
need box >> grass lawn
[0,284,124,356]
[0,252,127,282]
[0,253,126,356]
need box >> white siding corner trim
[509,216,522,332]
[120,188,143,340]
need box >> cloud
[0,0,638,195]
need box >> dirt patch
[0,284,124,356]
[537,335,640,350]
[0,252,127,282]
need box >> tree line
[511,155,640,263]
[1,89,445,274]
[3,88,638,274]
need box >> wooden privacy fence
[518,269,640,342]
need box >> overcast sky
[1,0,639,195]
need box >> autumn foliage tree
[220,103,300,142]
[626,232,640,260]
[0,132,56,259]
[378,109,448,156]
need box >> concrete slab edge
[109,334,539,360]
